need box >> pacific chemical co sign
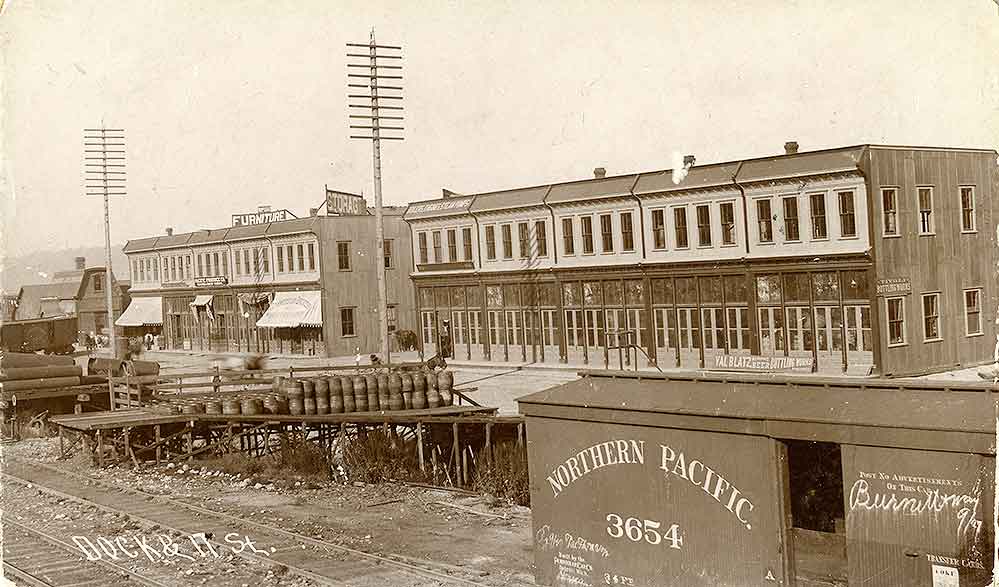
[876,277,911,296]
[194,276,228,288]
[231,209,296,226]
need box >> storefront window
[604,281,623,306]
[563,282,581,307]
[756,274,782,304]
[699,276,723,304]
[724,276,747,303]
[583,282,603,307]
[466,285,483,308]
[783,273,811,302]
[503,284,521,307]
[435,287,451,308]
[625,280,645,306]
[538,283,557,307]
[842,270,870,300]
[419,288,434,309]
[652,278,674,305]
[451,287,466,308]
[676,277,697,304]
[812,272,840,302]
[486,285,503,308]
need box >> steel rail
[3,518,172,587]
[6,458,494,587]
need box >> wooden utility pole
[347,30,403,364]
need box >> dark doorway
[785,439,847,587]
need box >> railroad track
[2,517,170,587]
[3,458,496,587]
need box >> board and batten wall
[864,148,999,376]
[317,215,416,358]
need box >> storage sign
[876,277,911,296]
[326,190,367,216]
[232,209,295,226]
[527,420,784,586]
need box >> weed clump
[472,441,530,506]
[341,430,428,484]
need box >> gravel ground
[3,438,536,586]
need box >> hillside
[1,245,130,293]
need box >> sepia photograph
[2,1,999,585]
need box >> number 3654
[605,514,683,549]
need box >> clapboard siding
[865,148,998,375]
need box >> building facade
[13,257,129,335]
[404,144,998,376]
[120,210,415,357]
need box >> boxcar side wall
[864,148,999,376]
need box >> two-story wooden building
[119,210,414,358]
[404,144,998,376]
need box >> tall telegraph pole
[347,30,403,363]
[84,127,126,366]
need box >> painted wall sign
[876,277,911,296]
[325,189,367,216]
[712,354,813,372]
[842,445,993,586]
[194,276,228,288]
[527,419,784,586]
[407,197,474,215]
[231,209,296,226]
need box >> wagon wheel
[27,410,51,437]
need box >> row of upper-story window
[129,240,321,284]
[131,239,399,284]
[884,288,984,347]
[751,189,858,244]
[880,185,978,237]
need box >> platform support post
[187,420,194,462]
[97,429,105,468]
[155,425,161,464]
[452,422,460,487]
[417,422,425,472]
[485,422,492,468]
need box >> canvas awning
[255,291,322,328]
[237,292,271,306]
[189,295,214,307]
[115,297,163,327]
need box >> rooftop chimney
[593,167,606,179]
[683,155,696,168]
[309,208,319,217]
[74,256,86,270]
[165,227,174,236]
[784,141,799,155]
[258,205,272,213]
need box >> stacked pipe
[0,352,82,392]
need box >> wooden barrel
[375,373,389,410]
[328,376,342,398]
[315,378,330,414]
[240,398,261,416]
[353,375,369,412]
[167,404,182,415]
[400,373,414,410]
[222,399,242,416]
[438,371,454,406]
[205,400,223,415]
[262,395,280,415]
[427,383,442,408]
[181,402,205,415]
[412,373,428,410]
[340,376,354,401]
[314,377,329,398]
[272,376,285,393]
[283,379,304,396]
[425,372,438,392]
[341,385,356,412]
[302,379,315,398]
[365,374,379,410]
[304,397,317,415]
[276,396,289,415]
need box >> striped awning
[255,291,322,328]
[189,295,214,307]
[115,297,163,327]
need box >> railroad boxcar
[0,315,78,355]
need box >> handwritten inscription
[547,440,645,498]
[554,552,593,587]
[536,525,610,558]
[660,445,755,529]
[72,533,270,563]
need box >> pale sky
[2,0,998,262]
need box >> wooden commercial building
[120,210,414,357]
[405,144,998,376]
[14,257,130,336]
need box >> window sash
[757,200,773,243]
[462,228,473,261]
[485,226,496,260]
[652,210,666,249]
[432,231,442,262]
[782,197,799,241]
[720,203,735,245]
[673,208,688,248]
[581,217,594,254]
[965,289,982,335]
[340,308,355,336]
[384,239,394,268]
[600,214,613,253]
[562,218,575,255]
[961,187,976,231]
[338,242,351,271]
[922,293,940,340]
[297,244,305,271]
[501,225,513,259]
[418,233,429,264]
[620,212,634,251]
[535,221,548,257]
[887,297,905,345]
[696,205,711,246]
[882,189,898,235]
[518,223,530,259]
[810,194,827,239]
[838,191,856,237]
[447,229,457,262]
[918,187,934,234]
[307,243,315,271]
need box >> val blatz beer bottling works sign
[842,445,993,586]
[528,420,785,586]
[876,277,911,296]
